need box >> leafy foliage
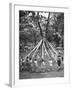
[19,11,64,52]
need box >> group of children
[19,55,64,72]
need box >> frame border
[9,3,70,87]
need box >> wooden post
[37,12,43,38]
[45,12,50,38]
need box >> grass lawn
[19,70,64,79]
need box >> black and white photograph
[19,10,64,79]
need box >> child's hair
[35,58,36,61]
[26,56,29,59]
[42,58,44,62]
[30,57,31,60]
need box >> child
[57,57,61,71]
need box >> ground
[19,70,64,79]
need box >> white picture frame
[9,3,70,87]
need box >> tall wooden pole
[37,12,43,38]
[45,12,50,38]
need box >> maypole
[23,12,58,71]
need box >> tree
[51,13,64,47]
